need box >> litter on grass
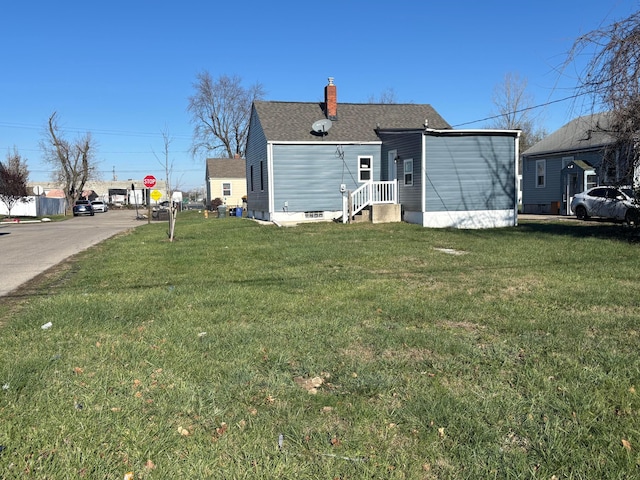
[41,322,52,330]
[433,247,467,256]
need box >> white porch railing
[343,181,397,223]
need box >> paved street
[0,210,146,298]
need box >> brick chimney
[324,77,337,120]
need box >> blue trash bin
[235,207,243,217]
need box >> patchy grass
[1,213,639,478]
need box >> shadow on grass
[517,218,640,242]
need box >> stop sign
[143,175,156,188]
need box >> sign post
[143,176,156,224]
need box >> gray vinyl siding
[425,134,516,212]
[521,156,562,206]
[245,110,269,212]
[271,143,380,212]
[522,150,603,208]
[380,131,423,211]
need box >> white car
[570,186,638,224]
[91,200,108,213]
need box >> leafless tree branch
[567,11,640,184]
[187,72,265,159]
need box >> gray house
[378,128,520,228]
[245,78,520,228]
[521,112,626,215]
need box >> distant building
[205,157,247,208]
[28,179,170,206]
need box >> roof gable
[522,112,615,157]
[206,158,246,179]
[252,101,451,143]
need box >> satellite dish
[311,118,333,135]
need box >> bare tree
[488,73,547,153]
[40,112,98,211]
[153,127,178,242]
[0,147,30,218]
[187,72,265,158]
[367,87,399,104]
[566,11,640,185]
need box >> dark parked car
[73,200,94,216]
[570,186,638,224]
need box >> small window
[536,159,546,188]
[222,182,231,197]
[404,159,413,186]
[260,161,264,191]
[250,165,254,192]
[358,156,372,182]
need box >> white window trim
[222,182,232,197]
[404,158,414,186]
[536,159,546,188]
[358,156,373,183]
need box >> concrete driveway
[0,210,146,298]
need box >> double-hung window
[404,159,413,186]
[358,156,372,182]
[536,159,546,188]
[222,182,231,197]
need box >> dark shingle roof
[206,158,246,179]
[253,101,451,142]
[522,112,615,157]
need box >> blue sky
[1,0,638,191]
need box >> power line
[0,120,191,139]
[451,92,587,128]
[452,93,581,127]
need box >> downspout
[514,131,521,226]
[422,133,427,225]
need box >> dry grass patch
[437,320,486,332]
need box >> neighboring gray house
[521,112,627,215]
[245,78,520,228]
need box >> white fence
[0,196,67,217]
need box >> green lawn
[1,213,639,479]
